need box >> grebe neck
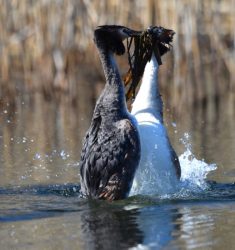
[95,44,127,115]
[132,53,163,122]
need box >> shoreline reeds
[0,0,234,112]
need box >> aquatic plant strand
[124,27,174,100]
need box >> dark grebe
[79,25,140,201]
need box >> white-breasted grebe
[79,25,140,201]
[130,27,181,195]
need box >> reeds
[0,0,234,111]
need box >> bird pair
[79,25,181,201]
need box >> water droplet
[60,150,69,160]
[34,153,41,160]
[172,122,177,127]
[60,150,65,158]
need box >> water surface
[0,93,235,249]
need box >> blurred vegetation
[0,0,234,112]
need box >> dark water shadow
[0,183,81,196]
[0,183,82,222]
[0,210,65,223]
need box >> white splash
[130,132,217,197]
[178,133,217,191]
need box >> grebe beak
[124,29,142,37]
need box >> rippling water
[0,93,235,249]
[1,182,235,250]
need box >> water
[0,94,235,249]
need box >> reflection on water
[80,202,143,250]
[172,203,235,250]
[1,192,235,250]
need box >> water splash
[179,133,217,190]
[130,132,217,198]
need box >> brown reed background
[0,0,234,112]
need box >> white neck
[131,53,163,121]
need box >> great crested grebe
[131,27,181,195]
[79,25,140,201]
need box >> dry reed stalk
[0,0,234,111]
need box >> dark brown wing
[80,119,140,201]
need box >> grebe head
[147,26,175,56]
[94,25,139,55]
